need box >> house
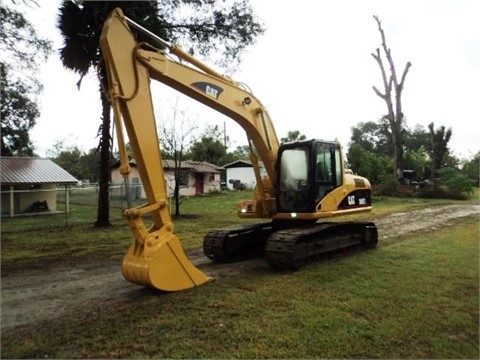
[223,160,267,190]
[1,157,79,217]
[110,159,223,199]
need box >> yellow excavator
[100,8,378,292]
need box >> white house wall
[111,167,147,199]
[202,173,222,193]
[226,166,267,190]
[165,172,222,196]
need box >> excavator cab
[276,140,340,213]
[275,139,373,218]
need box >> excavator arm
[100,8,279,290]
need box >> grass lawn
[1,190,479,358]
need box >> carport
[0,157,78,218]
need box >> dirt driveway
[2,204,479,331]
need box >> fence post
[65,185,70,214]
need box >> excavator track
[203,221,378,268]
[203,222,274,262]
[264,221,378,270]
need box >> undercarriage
[203,221,378,270]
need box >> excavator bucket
[122,232,213,292]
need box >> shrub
[438,167,475,196]
[417,186,468,200]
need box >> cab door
[314,142,342,203]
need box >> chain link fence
[1,183,152,232]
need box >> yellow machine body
[100,8,376,291]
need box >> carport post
[9,185,14,218]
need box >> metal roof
[223,160,265,169]
[0,157,79,185]
[111,159,222,174]
[184,160,222,174]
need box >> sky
[24,0,480,159]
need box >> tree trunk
[173,155,181,218]
[372,15,411,183]
[94,89,112,227]
[174,173,180,217]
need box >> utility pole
[223,121,227,148]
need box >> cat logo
[191,82,224,100]
[348,195,356,205]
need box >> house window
[178,170,189,186]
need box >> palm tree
[57,1,166,227]
[57,0,264,227]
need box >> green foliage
[57,1,264,80]
[461,151,480,186]
[280,130,306,144]
[1,65,39,156]
[438,167,475,196]
[164,0,265,69]
[186,125,247,166]
[229,145,251,161]
[0,3,52,68]
[57,1,170,85]
[188,136,227,164]
[346,119,474,193]
[427,122,452,175]
[403,146,430,181]
[0,2,52,156]
[416,167,474,200]
[346,143,391,184]
[47,141,101,182]
[350,121,391,155]
[403,123,430,152]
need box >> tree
[80,148,102,183]
[348,121,435,184]
[403,146,430,181]
[229,145,251,161]
[372,15,412,182]
[159,101,198,217]
[280,130,306,144]
[460,151,479,187]
[437,167,475,198]
[51,147,89,180]
[349,121,391,155]
[346,143,391,185]
[188,125,230,165]
[404,124,429,152]
[57,1,166,227]
[0,2,52,156]
[427,122,452,186]
[47,141,101,182]
[57,0,265,226]
[1,65,39,156]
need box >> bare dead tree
[372,15,412,182]
[158,97,198,217]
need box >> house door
[195,173,204,195]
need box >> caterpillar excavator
[100,8,378,292]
